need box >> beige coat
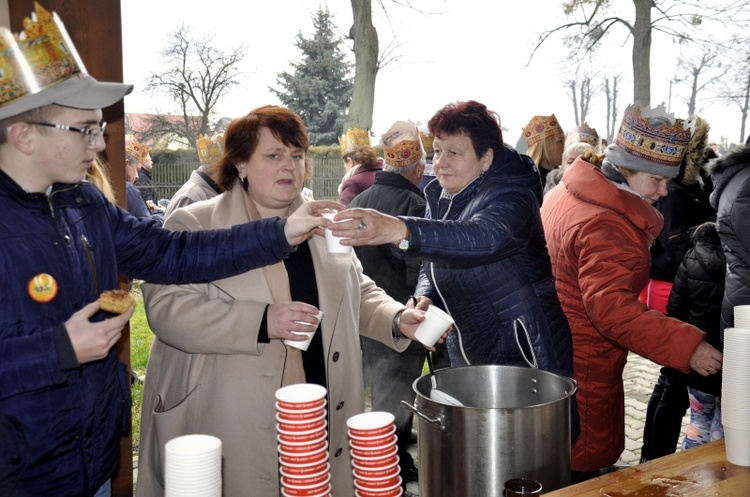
[135,185,407,497]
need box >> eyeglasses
[27,121,107,146]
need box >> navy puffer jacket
[0,170,292,497]
[397,144,574,379]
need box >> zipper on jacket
[81,235,99,297]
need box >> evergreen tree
[271,7,353,146]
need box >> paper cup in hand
[283,311,324,351]
[322,211,352,254]
[414,305,454,347]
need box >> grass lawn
[129,282,154,455]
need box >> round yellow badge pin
[28,273,58,303]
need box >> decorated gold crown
[523,114,564,147]
[382,121,425,168]
[339,128,370,157]
[614,104,693,170]
[568,123,599,147]
[125,135,150,165]
[196,134,224,165]
[0,3,84,110]
[418,124,434,154]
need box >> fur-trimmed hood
[706,145,750,209]
[681,116,710,186]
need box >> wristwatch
[397,226,410,251]
[392,309,406,344]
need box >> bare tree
[142,25,246,151]
[602,74,622,143]
[531,0,748,107]
[676,49,723,116]
[566,76,594,125]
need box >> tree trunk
[345,0,378,132]
[632,0,652,107]
[740,71,750,144]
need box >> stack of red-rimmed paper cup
[276,383,332,497]
[347,411,402,497]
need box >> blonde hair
[87,155,116,202]
[562,143,596,170]
[527,133,563,169]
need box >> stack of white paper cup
[276,383,332,497]
[721,325,750,466]
[734,305,750,328]
[347,411,402,497]
[164,434,222,497]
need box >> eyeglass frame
[26,121,107,146]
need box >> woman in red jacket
[540,104,723,474]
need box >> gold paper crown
[339,128,370,157]
[569,123,599,147]
[196,134,224,165]
[419,129,434,154]
[0,2,85,108]
[382,121,424,168]
[616,104,693,169]
[125,135,150,165]
[523,114,564,147]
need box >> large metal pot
[402,365,577,496]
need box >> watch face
[398,239,409,250]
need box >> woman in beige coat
[136,106,429,497]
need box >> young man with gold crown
[0,5,340,496]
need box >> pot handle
[400,400,445,430]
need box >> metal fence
[146,158,344,202]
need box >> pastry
[99,289,136,314]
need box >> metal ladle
[426,351,464,406]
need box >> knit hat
[382,121,425,168]
[339,128,370,157]
[566,123,599,147]
[0,3,132,121]
[522,114,564,147]
[605,104,694,179]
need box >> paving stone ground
[133,352,686,495]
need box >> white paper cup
[322,211,352,253]
[283,311,324,351]
[414,305,454,347]
[725,426,750,466]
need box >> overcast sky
[121,0,746,146]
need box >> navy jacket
[396,144,574,378]
[0,170,292,497]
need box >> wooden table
[544,440,750,496]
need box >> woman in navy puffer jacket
[335,101,574,378]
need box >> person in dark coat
[665,222,726,449]
[640,117,717,462]
[348,121,430,490]
[705,141,750,333]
